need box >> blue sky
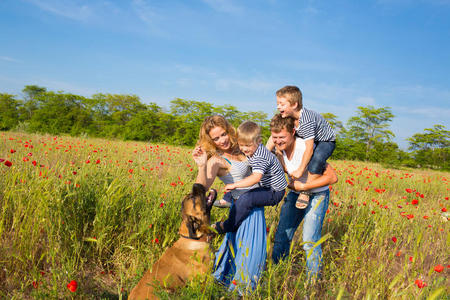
[1,0,449,149]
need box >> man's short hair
[270,113,296,133]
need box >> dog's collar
[180,233,200,240]
[180,234,211,243]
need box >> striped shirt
[296,108,336,142]
[247,143,288,191]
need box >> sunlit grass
[0,131,448,299]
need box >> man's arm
[290,163,338,191]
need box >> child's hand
[224,183,236,193]
[289,169,303,180]
[192,146,207,167]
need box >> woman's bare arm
[192,146,222,190]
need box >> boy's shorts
[308,141,336,175]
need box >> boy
[267,85,335,209]
[213,121,287,234]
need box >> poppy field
[0,131,448,299]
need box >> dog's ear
[192,183,206,197]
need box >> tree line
[1,85,448,170]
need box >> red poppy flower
[32,160,37,166]
[391,237,397,243]
[10,149,16,153]
[154,238,159,243]
[414,279,426,288]
[411,199,418,205]
[67,280,78,292]
[442,207,447,212]
[232,280,237,285]
[4,160,12,167]
[405,188,413,193]
[159,202,164,208]
[32,281,38,288]
[434,264,444,272]
[128,169,133,173]
[96,159,100,164]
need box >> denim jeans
[272,190,330,282]
[221,188,285,233]
[308,141,336,175]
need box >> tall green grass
[0,131,448,299]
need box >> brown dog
[128,183,216,300]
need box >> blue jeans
[272,190,330,282]
[220,188,285,233]
[308,141,335,174]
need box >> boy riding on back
[213,121,287,234]
[267,85,336,209]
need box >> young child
[268,85,335,209]
[213,121,287,234]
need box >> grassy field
[0,131,448,299]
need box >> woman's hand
[192,146,207,167]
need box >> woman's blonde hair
[197,115,238,158]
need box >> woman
[192,115,266,294]
[269,114,338,283]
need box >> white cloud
[355,96,376,106]
[392,105,450,120]
[0,56,22,63]
[130,0,171,38]
[25,0,95,22]
[201,0,244,15]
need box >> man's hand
[288,181,306,191]
[224,183,236,193]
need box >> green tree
[407,125,450,170]
[28,91,92,135]
[90,93,147,137]
[21,85,47,120]
[123,103,176,141]
[321,112,343,134]
[170,99,215,145]
[0,93,20,130]
[347,106,395,160]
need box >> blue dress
[212,158,267,294]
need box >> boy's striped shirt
[247,144,287,191]
[296,108,336,142]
